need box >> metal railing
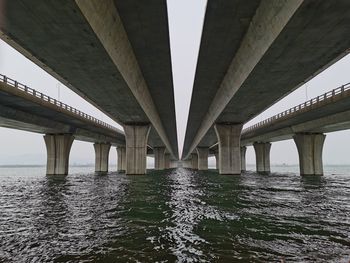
[0,74,119,132]
[243,82,350,134]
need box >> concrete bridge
[182,0,350,174]
[0,0,178,174]
[239,83,350,176]
[0,74,127,174]
[1,1,350,176]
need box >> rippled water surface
[0,166,350,262]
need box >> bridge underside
[183,0,350,159]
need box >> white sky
[1,0,350,167]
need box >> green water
[0,166,349,262]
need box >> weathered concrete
[214,153,219,170]
[183,0,303,159]
[214,124,243,175]
[154,147,166,170]
[116,146,126,171]
[241,146,247,172]
[94,143,111,173]
[293,133,325,176]
[196,147,209,170]
[242,86,350,146]
[44,134,74,175]
[253,142,271,174]
[164,153,171,169]
[1,0,178,159]
[124,124,151,175]
[0,79,125,146]
[191,153,198,170]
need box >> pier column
[253,142,271,174]
[241,146,247,172]
[214,153,219,170]
[293,133,325,176]
[94,143,111,172]
[164,153,171,169]
[44,134,74,175]
[196,147,209,170]
[214,123,243,174]
[191,153,198,170]
[116,146,126,171]
[154,147,166,170]
[124,124,151,175]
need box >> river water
[0,166,349,262]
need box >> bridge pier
[94,143,111,173]
[253,142,271,174]
[154,147,166,170]
[214,153,219,170]
[241,146,247,172]
[124,124,151,175]
[293,133,325,176]
[214,123,243,174]
[196,147,209,170]
[164,153,171,169]
[191,153,198,170]
[44,134,74,175]
[116,146,126,172]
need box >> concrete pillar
[94,143,111,173]
[253,142,271,174]
[154,147,166,170]
[191,153,198,170]
[293,133,325,176]
[124,124,151,175]
[214,153,219,170]
[44,134,74,175]
[116,146,126,171]
[164,153,171,169]
[196,147,209,170]
[241,146,247,172]
[214,123,243,174]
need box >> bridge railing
[243,82,350,134]
[0,74,120,133]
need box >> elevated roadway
[0,74,127,174]
[0,0,178,174]
[182,0,350,174]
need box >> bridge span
[0,74,128,175]
[182,0,350,175]
[0,0,178,174]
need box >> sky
[1,0,350,168]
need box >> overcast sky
[1,0,350,168]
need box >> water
[0,166,350,262]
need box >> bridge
[182,0,350,174]
[0,0,178,174]
[239,83,350,176]
[1,1,350,176]
[0,74,128,174]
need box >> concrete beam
[44,134,74,175]
[116,146,126,172]
[94,143,111,173]
[196,147,209,170]
[253,142,271,174]
[184,0,303,159]
[214,123,243,175]
[154,147,166,170]
[75,0,176,159]
[241,146,247,172]
[293,133,325,176]
[124,124,151,175]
